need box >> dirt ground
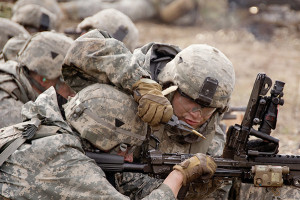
[133,19,300,155]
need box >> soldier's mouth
[184,119,200,127]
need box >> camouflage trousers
[208,178,300,200]
[200,178,300,200]
[115,172,227,200]
[187,179,300,200]
[232,181,300,200]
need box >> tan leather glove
[173,153,217,186]
[132,78,173,126]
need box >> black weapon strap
[0,118,41,166]
[56,92,67,120]
[0,137,26,166]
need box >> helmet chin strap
[23,67,47,93]
[23,66,63,94]
[54,76,64,91]
[30,78,47,93]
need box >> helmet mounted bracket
[197,77,218,107]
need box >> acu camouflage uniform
[0,87,175,200]
[62,29,231,199]
[0,31,73,128]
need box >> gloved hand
[132,78,173,126]
[173,153,217,186]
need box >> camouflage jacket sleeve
[115,171,164,199]
[63,29,151,93]
[63,29,181,93]
[144,183,176,200]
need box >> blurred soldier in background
[0,17,29,54]
[11,0,63,33]
[248,5,300,41]
[0,83,216,199]
[66,8,139,51]
[1,0,63,57]
[62,29,235,199]
[11,4,59,33]
[0,31,75,128]
[60,0,199,26]
[1,34,29,62]
[13,0,63,20]
[228,1,300,41]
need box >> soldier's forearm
[163,170,184,197]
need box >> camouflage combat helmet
[157,44,235,110]
[77,8,139,51]
[0,18,30,51]
[64,83,147,151]
[18,31,73,79]
[2,34,29,62]
[12,4,58,31]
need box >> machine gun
[86,73,300,190]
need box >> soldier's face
[32,73,76,99]
[53,78,76,99]
[172,91,215,129]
